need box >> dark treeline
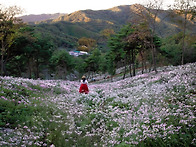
[0,2,196,80]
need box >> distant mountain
[50,4,195,37]
[53,4,143,25]
[22,4,196,49]
[19,13,66,24]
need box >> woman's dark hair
[82,78,86,82]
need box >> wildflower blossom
[0,63,195,146]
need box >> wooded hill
[20,4,195,49]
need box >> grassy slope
[0,63,196,146]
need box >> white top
[81,80,88,84]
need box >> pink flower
[1,96,7,100]
[23,126,28,129]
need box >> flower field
[0,63,196,146]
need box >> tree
[77,37,96,52]
[50,49,74,79]
[84,48,101,79]
[108,23,159,78]
[74,57,86,79]
[132,1,164,73]
[6,27,35,77]
[15,27,37,78]
[126,23,152,74]
[108,24,133,79]
[32,35,54,79]
[100,29,115,39]
[171,0,196,65]
[160,32,196,65]
[106,51,116,81]
[9,27,54,79]
[99,54,108,74]
[0,4,23,76]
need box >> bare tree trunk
[110,75,113,82]
[28,58,32,79]
[36,58,39,79]
[181,11,187,65]
[140,51,144,74]
[92,71,94,80]
[132,48,136,76]
[152,44,157,73]
[16,62,22,77]
[128,50,132,77]
[1,41,5,76]
[144,59,147,73]
[123,58,127,79]
[151,19,158,74]
[1,54,4,76]
[129,63,132,77]
[150,26,157,74]
[149,60,152,72]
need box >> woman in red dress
[79,76,89,94]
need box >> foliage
[0,4,23,76]
[100,29,115,38]
[160,33,196,65]
[83,48,101,76]
[0,99,35,128]
[99,54,108,74]
[106,51,116,77]
[50,49,75,79]
[74,57,86,78]
[108,24,131,67]
[35,21,99,49]
[77,37,97,52]
[108,23,161,77]
[6,26,54,78]
[171,0,196,64]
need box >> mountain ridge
[19,13,66,24]
[20,4,196,49]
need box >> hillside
[20,13,66,24]
[53,4,196,37]
[21,4,196,49]
[0,63,195,146]
[34,21,99,48]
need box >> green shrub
[0,99,35,128]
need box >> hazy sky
[1,0,174,15]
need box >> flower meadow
[0,63,196,147]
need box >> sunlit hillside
[0,63,196,146]
[22,4,196,49]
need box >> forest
[0,1,196,80]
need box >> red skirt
[79,84,89,94]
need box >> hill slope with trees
[22,4,195,50]
[1,2,196,79]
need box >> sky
[0,0,174,15]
